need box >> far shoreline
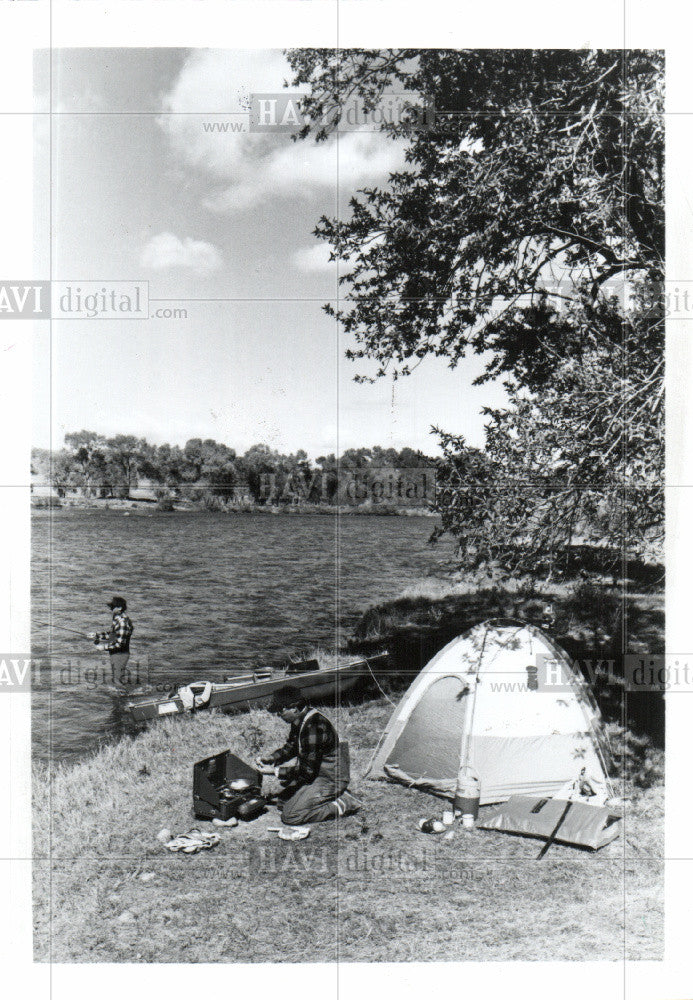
[31,498,438,517]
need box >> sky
[33,48,507,458]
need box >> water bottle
[454,767,480,827]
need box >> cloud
[292,243,335,273]
[140,232,223,273]
[159,50,406,214]
[292,231,386,275]
[201,129,406,214]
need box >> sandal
[267,825,311,842]
[164,828,220,854]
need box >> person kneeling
[259,686,360,826]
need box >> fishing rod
[33,620,93,639]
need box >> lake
[31,509,454,762]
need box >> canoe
[120,652,389,723]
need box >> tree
[63,430,108,495]
[201,441,239,497]
[105,435,147,497]
[339,447,373,470]
[433,299,663,579]
[289,48,664,574]
[143,442,185,489]
[241,443,283,502]
[288,49,663,382]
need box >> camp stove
[193,750,266,822]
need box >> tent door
[385,675,469,781]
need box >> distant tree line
[31,432,435,508]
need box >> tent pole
[456,625,488,791]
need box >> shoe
[334,790,361,818]
[212,816,239,828]
[418,818,446,834]
[279,825,311,841]
[164,828,220,853]
[267,825,311,841]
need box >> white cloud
[140,232,223,273]
[159,50,406,214]
[292,231,386,275]
[292,244,335,273]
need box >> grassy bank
[351,576,663,652]
[33,693,663,963]
[33,572,665,962]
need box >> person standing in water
[88,596,134,684]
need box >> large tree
[62,430,109,495]
[288,48,664,575]
[288,49,663,379]
[105,435,149,497]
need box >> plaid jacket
[267,708,337,785]
[96,611,134,653]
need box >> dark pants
[109,651,131,685]
[281,741,350,826]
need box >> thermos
[454,766,480,827]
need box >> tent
[366,620,613,805]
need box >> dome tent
[366,620,613,806]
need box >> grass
[352,577,663,649]
[33,696,663,963]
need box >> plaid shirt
[268,708,337,785]
[96,610,134,653]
